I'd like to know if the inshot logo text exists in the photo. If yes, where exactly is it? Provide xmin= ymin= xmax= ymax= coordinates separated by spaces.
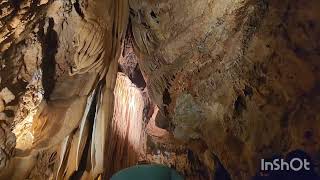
xmin=261 ymin=158 xmax=310 ymax=171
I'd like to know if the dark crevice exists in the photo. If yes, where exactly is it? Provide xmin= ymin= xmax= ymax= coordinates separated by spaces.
xmin=150 ymin=11 xmax=157 ymax=19
xmin=234 ymin=95 xmax=247 ymax=116
xmin=119 ymin=22 xmax=147 ymax=89
xmin=70 ymin=87 xmax=99 ymax=179
xmin=131 ymin=65 xmax=146 ymax=89
xmin=74 ymin=0 xmax=84 ymax=19
xmin=40 ymin=18 xmax=58 ymax=100
xmin=150 ymin=11 xmax=159 ymax=24
xmin=163 ymin=88 xmax=171 ymax=105
xmin=141 ymin=22 xmax=150 ymax=29
xmin=186 ymin=150 xmax=211 ymax=179
xmin=162 ymin=88 xmax=171 ymax=120
xmin=243 ymin=85 xmax=253 ymax=97
xmin=212 ymin=154 xmax=231 ymax=180
xmin=155 ymin=110 xmax=169 ymax=129
xmin=11 ymin=0 xmax=21 ymax=10
xmin=3 ymin=110 xmax=14 ymax=118
xmin=95 ymin=52 xmax=103 ymax=62
xmin=129 ymin=8 xmax=136 ymax=17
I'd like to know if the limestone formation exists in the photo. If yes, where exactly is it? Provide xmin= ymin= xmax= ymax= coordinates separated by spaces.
xmin=0 ymin=0 xmax=319 ymax=179
xmin=130 ymin=0 xmax=320 ymax=179
xmin=0 ymin=121 xmax=16 ymax=171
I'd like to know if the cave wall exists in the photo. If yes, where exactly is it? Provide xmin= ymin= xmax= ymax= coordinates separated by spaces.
xmin=129 ymin=0 xmax=320 ymax=179
xmin=0 ymin=0 xmax=320 ymax=179
xmin=1 ymin=0 xmax=129 ymax=179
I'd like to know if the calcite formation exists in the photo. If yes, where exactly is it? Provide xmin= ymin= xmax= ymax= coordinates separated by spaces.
xmin=1 ymin=0 xmax=129 ymax=179
xmin=0 ymin=0 xmax=319 ymax=179
xmin=104 ymin=73 xmax=146 ymax=178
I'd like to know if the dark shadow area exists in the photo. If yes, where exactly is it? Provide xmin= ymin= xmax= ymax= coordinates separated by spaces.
xmin=40 ymin=18 xmax=58 ymax=100
xmin=212 ymin=154 xmax=231 ymax=180
xmin=69 ymin=85 xmax=99 ymax=180
xmin=118 ymin=21 xmax=146 ymax=89
xmin=73 ymin=0 xmax=84 ymax=19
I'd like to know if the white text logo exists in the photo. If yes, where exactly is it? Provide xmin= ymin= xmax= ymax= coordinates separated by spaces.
xmin=261 ymin=158 xmax=310 ymax=171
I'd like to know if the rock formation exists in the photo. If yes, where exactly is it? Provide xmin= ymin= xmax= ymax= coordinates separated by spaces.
xmin=130 ymin=0 xmax=320 ymax=179
xmin=0 ymin=0 xmax=319 ymax=179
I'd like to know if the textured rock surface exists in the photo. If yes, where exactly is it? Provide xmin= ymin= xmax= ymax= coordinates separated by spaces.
xmin=105 ymin=72 xmax=146 ymax=178
xmin=0 ymin=0 xmax=320 ymax=179
xmin=0 ymin=121 xmax=16 ymax=170
xmin=1 ymin=0 xmax=129 ymax=179
xmin=130 ymin=0 xmax=320 ymax=179
xmin=146 ymin=106 xmax=212 ymax=180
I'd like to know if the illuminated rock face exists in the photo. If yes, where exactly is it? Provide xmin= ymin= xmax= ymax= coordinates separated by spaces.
xmin=1 ymin=0 xmax=129 ymax=179
xmin=105 ymin=72 xmax=146 ymax=178
xmin=1 ymin=0 xmax=320 ymax=179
